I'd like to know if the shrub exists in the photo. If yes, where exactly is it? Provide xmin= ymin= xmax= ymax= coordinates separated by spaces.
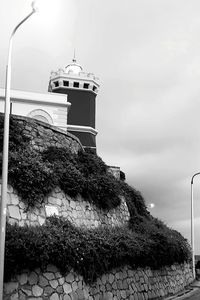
xmin=4 ymin=142 xmax=123 ymax=209
xmin=0 ymin=115 xmax=150 ymax=214
xmin=0 ymin=116 xmax=29 ymax=152
xmin=77 ymin=149 xmax=107 ymax=177
xmin=119 ymin=181 xmax=149 ymax=219
xmin=129 ymin=216 xmax=192 ymax=268
xmin=42 ymin=146 xmax=77 ymax=166
xmin=42 ymin=147 xmax=86 ymax=198
xmin=120 ymin=170 xmax=126 ymax=181
xmin=58 ymin=162 xmax=86 ymax=197
xmin=85 ymin=174 xmax=121 ymax=209
xmin=8 ymin=149 xmax=56 ymax=207
xmin=5 ymin=216 xmax=191 ymax=283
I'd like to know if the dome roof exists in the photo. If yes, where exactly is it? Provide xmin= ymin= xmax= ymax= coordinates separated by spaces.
xmin=65 ymin=58 xmax=83 ymax=74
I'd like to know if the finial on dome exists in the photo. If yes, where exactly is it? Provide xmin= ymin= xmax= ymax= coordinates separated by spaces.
xmin=72 ymin=48 xmax=76 ymax=63
xmin=65 ymin=51 xmax=83 ymax=74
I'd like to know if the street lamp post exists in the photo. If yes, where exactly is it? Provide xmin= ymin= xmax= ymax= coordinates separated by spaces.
xmin=0 ymin=3 xmax=37 ymax=299
xmin=190 ymin=172 xmax=200 ymax=279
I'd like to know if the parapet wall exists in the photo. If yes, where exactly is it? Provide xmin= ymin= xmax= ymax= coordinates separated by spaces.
xmin=3 ymin=263 xmax=193 ymax=300
xmin=6 ymin=114 xmax=82 ymax=153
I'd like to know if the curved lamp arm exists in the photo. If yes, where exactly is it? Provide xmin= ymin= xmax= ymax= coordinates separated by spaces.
xmin=190 ymin=172 xmax=200 ymax=279
xmin=191 ymin=172 xmax=200 ymax=184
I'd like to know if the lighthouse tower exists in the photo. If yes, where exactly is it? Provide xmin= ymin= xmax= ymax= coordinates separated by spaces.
xmin=48 ymin=57 xmax=100 ymax=151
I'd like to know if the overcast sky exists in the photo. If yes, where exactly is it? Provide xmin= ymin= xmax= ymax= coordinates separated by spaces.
xmin=1 ymin=0 xmax=200 ymax=252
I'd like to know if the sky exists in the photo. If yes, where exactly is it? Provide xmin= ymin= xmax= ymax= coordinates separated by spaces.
xmin=1 ymin=0 xmax=200 ymax=252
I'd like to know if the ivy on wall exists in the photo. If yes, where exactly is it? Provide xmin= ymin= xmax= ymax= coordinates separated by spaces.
xmin=5 ymin=216 xmax=191 ymax=283
xmin=0 ymin=116 xmax=192 ymax=283
xmin=0 ymin=115 xmax=147 ymax=215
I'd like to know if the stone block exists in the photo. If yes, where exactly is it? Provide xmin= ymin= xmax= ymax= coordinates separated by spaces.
xmin=72 ymin=281 xmax=78 ymax=291
xmin=63 ymin=282 xmax=72 ymax=294
xmin=48 ymin=196 xmax=57 ymax=205
xmin=28 ymin=272 xmax=38 ymax=285
xmin=44 ymin=272 xmax=55 ymax=280
xmin=10 ymin=193 xmax=19 ymax=205
xmin=21 ymin=287 xmax=32 ymax=296
xmin=77 ymin=281 xmax=83 ymax=290
xmin=122 ymin=279 xmax=128 ymax=289
xmin=32 ymin=285 xmax=43 ymax=296
xmin=70 ymin=201 xmax=76 ymax=209
xmin=112 ymin=282 xmax=117 ymax=290
xmin=65 ymin=273 xmax=74 ymax=283
xmin=117 ymin=280 xmax=123 ymax=290
xmin=8 ymin=205 xmax=21 ymax=220
xmin=44 ymin=286 xmax=54 ymax=296
xmin=83 ymin=287 xmax=89 ymax=299
xmin=120 ymin=290 xmax=126 ymax=299
xmin=107 ymin=292 xmax=114 ymax=299
xmin=30 ymin=213 xmax=38 ymax=221
xmin=39 ymin=275 xmax=48 ymax=287
xmin=72 ymin=211 xmax=77 ymax=219
xmin=58 ymin=277 xmax=65 ymax=285
xmin=19 ymin=200 xmax=26 ymax=210
xmin=63 ymin=295 xmax=72 ymax=300
xmin=75 ymin=288 xmax=85 ymax=299
xmin=19 ymin=290 xmax=26 ymax=300
xmin=56 ymin=285 xmax=63 ymax=294
xmin=38 ymin=216 xmax=46 ymax=225
xmin=108 ymin=274 xmax=114 ymax=284
xmin=17 ymin=273 xmax=28 ymax=285
xmin=19 ymin=220 xmax=25 ymax=226
xmin=55 ymin=272 xmax=62 ymax=279
xmin=7 ymin=185 xmax=13 ymax=193
xmin=50 ymin=292 xmax=60 ymax=300
xmin=50 ymin=279 xmax=59 ymax=289
xmin=10 ymin=292 xmax=18 ymax=300
xmin=4 ymin=282 xmax=19 ymax=294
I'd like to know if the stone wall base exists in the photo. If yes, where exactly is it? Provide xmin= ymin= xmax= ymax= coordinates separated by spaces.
xmin=3 ymin=263 xmax=193 ymax=299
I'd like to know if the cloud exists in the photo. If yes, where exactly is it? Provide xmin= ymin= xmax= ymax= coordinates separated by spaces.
xmin=2 ymin=0 xmax=200 ymax=253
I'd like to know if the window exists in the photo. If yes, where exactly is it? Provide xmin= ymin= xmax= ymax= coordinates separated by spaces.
xmin=93 ymin=86 xmax=97 ymax=92
xmin=73 ymin=82 xmax=79 ymax=88
xmin=63 ymin=80 xmax=69 ymax=86
xmin=83 ymin=83 xmax=89 ymax=89
xmin=54 ymin=81 xmax=59 ymax=87
xmin=27 ymin=109 xmax=54 ymax=125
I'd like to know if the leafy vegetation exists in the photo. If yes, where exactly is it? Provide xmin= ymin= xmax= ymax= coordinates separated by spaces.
xmin=1 ymin=115 xmax=192 ymax=282
xmin=0 ymin=116 xmax=30 ymax=153
xmin=5 ymin=216 xmax=191 ymax=283
xmin=0 ymin=115 xmax=147 ymax=214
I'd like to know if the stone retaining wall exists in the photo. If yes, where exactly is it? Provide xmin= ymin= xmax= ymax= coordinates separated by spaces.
xmin=4 ymin=184 xmax=130 ymax=229
xmin=3 ymin=263 xmax=193 ymax=300
xmin=7 ymin=114 xmax=82 ymax=153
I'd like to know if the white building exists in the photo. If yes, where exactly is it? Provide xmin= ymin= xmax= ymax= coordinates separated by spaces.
xmin=0 ymin=58 xmax=100 ymax=150
xmin=0 ymin=88 xmax=71 ymax=131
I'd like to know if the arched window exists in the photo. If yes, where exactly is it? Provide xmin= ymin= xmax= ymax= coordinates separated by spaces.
xmin=27 ymin=109 xmax=53 ymax=125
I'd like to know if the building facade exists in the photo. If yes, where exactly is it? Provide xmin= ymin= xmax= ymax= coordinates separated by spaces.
xmin=0 ymin=89 xmax=70 ymax=130
xmin=0 ymin=59 xmax=99 ymax=151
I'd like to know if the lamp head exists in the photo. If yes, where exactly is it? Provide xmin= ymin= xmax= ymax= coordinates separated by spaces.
xmin=31 ymin=1 xmax=39 ymax=12
xmin=149 ymin=203 xmax=155 ymax=209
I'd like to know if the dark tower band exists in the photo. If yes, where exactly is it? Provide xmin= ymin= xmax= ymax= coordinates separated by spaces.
xmin=48 ymin=58 xmax=99 ymax=151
